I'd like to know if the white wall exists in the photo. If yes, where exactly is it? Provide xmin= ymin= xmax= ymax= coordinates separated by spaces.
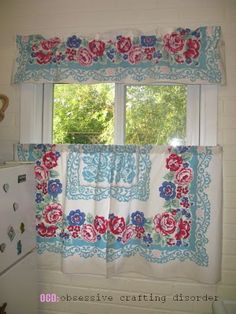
xmin=0 ymin=0 xmax=236 ymax=313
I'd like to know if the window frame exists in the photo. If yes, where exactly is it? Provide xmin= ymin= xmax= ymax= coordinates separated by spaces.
xmin=19 ymin=83 xmax=218 ymax=146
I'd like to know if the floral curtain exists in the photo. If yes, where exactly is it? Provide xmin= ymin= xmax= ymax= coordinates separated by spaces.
xmin=16 ymin=144 xmax=222 ymax=283
xmin=13 ymin=26 xmax=224 ymax=84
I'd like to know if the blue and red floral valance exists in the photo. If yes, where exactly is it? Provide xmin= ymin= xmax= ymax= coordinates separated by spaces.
xmin=13 ymin=26 xmax=225 ymax=84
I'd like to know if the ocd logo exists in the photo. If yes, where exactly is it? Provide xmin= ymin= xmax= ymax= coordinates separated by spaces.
xmin=40 ymin=294 xmax=60 ymax=303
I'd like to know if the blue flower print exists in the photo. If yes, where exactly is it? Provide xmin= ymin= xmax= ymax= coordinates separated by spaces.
xmin=35 ymin=193 xmax=44 ymax=203
xmin=106 ymin=50 xmax=115 ymax=61
xmin=154 ymin=51 xmax=162 ymax=59
xmin=141 ymin=36 xmax=157 ymax=47
xmin=66 ymin=35 xmax=82 ymax=48
xmin=176 ymin=146 xmax=189 ymax=154
xmin=176 ymin=240 xmax=182 ymax=246
xmin=48 ymin=179 xmax=62 ymax=197
xmin=59 ymin=232 xmax=69 ymax=240
xmin=131 ymin=211 xmax=146 ymax=227
xmin=159 ymin=181 xmax=176 ymax=201
xmin=143 ymin=233 xmax=153 ymax=245
xmin=109 ymin=213 xmax=115 ymax=220
xmin=67 ymin=209 xmax=85 ymax=226
xmin=36 ymin=144 xmax=47 ymax=152
xmin=55 ymin=151 xmax=61 ymax=158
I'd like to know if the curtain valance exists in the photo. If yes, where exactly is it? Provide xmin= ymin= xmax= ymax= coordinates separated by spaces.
xmin=13 ymin=26 xmax=224 ymax=85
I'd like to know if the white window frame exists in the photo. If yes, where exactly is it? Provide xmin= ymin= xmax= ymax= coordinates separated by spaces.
xmin=20 ymin=83 xmax=218 ymax=146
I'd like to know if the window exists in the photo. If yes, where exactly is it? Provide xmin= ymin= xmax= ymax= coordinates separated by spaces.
xmin=19 ymin=83 xmax=218 ymax=146
xmin=53 ymin=83 xmax=114 ymax=144
xmin=52 ymin=83 xmax=187 ymax=145
xmin=125 ymin=85 xmax=187 ymax=145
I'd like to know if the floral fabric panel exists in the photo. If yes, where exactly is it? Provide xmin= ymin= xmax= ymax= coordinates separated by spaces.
xmin=13 ymin=26 xmax=224 ymax=84
xmin=16 ymin=144 xmax=222 ymax=272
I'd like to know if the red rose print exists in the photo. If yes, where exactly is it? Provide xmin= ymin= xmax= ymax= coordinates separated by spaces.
xmin=37 ymin=222 xmax=58 ymax=237
xmin=175 ymin=219 xmax=191 ymax=240
xmin=144 ymin=47 xmax=155 ymax=61
xmin=109 ymin=216 xmax=126 ymax=235
xmin=167 ymin=238 xmax=176 ymax=246
xmin=128 ymin=46 xmax=143 ymax=64
xmin=77 ymin=48 xmax=93 ymax=66
xmin=174 ymin=168 xmax=193 ymax=185
xmin=37 ymin=182 xmax=48 ymax=194
xmin=72 ymin=231 xmax=79 ymax=238
xmin=67 ymin=226 xmax=80 ymax=238
xmin=153 ymin=212 xmax=176 ymax=236
xmin=175 ymin=55 xmax=185 ymax=64
xmin=135 ymin=226 xmax=145 ymax=239
xmin=187 ymin=38 xmax=200 ymax=50
xmin=94 ymin=215 xmax=108 ymax=234
xmin=80 ymin=224 xmax=97 ymax=242
xmin=35 ymin=51 xmax=53 ymax=64
xmin=121 ymin=225 xmax=136 ymax=244
xmin=163 ymin=32 xmax=184 ymax=54
xmin=32 ymin=44 xmax=38 ymax=52
xmin=116 ymin=36 xmax=132 ymax=53
xmin=66 ymin=48 xmax=77 ymax=61
xmin=34 ymin=165 xmax=49 ymax=182
xmin=68 ymin=225 xmax=80 ymax=232
xmin=184 ymin=39 xmax=200 ymax=59
xmin=88 ymin=40 xmax=105 ymax=57
xmin=43 ymin=151 xmax=58 ymax=169
xmin=176 ymin=185 xmax=189 ymax=199
xmin=42 ymin=203 xmax=63 ymax=224
xmin=40 ymin=37 xmax=61 ymax=50
xmin=166 ymin=154 xmax=183 ymax=171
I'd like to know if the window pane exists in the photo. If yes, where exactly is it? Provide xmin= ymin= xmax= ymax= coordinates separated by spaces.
xmin=125 ymin=85 xmax=187 ymax=145
xmin=53 ymin=83 xmax=114 ymax=144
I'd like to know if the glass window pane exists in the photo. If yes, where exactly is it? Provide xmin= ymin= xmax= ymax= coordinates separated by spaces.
xmin=125 ymin=85 xmax=187 ymax=145
xmin=53 ymin=83 xmax=114 ymax=144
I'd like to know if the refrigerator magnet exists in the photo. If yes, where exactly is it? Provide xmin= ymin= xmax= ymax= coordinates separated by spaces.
xmin=3 ymin=183 xmax=9 ymax=193
xmin=13 ymin=202 xmax=19 ymax=211
xmin=17 ymin=240 xmax=22 ymax=255
xmin=20 ymin=222 xmax=25 ymax=234
xmin=0 ymin=243 xmax=6 ymax=253
xmin=7 ymin=225 xmax=16 ymax=241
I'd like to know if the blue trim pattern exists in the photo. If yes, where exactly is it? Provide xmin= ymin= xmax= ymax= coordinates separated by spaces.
xmin=66 ymin=145 xmax=152 ymax=201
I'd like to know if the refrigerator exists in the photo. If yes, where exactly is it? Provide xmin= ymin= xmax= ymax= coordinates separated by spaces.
xmin=0 ymin=163 xmax=37 ymax=314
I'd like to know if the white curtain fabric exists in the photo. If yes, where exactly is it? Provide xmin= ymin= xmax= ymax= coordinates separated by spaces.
xmin=16 ymin=144 xmax=222 ymax=283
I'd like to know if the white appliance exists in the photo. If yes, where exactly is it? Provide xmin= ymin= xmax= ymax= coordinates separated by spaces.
xmin=0 ymin=163 xmax=37 ymax=314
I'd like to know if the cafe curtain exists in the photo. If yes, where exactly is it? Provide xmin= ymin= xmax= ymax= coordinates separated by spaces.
xmin=16 ymin=144 xmax=222 ymax=283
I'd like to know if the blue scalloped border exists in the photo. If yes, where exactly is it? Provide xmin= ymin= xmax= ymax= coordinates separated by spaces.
xmin=66 ymin=144 xmax=152 ymax=202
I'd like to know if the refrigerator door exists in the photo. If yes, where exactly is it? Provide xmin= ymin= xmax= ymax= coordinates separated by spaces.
xmin=0 ymin=250 xmax=38 ymax=314
xmin=0 ymin=164 xmax=36 ymax=273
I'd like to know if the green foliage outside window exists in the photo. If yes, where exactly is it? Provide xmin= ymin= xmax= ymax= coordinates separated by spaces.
xmin=125 ymin=85 xmax=186 ymax=145
xmin=53 ymin=84 xmax=114 ymax=144
xmin=53 ymin=84 xmax=186 ymax=145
